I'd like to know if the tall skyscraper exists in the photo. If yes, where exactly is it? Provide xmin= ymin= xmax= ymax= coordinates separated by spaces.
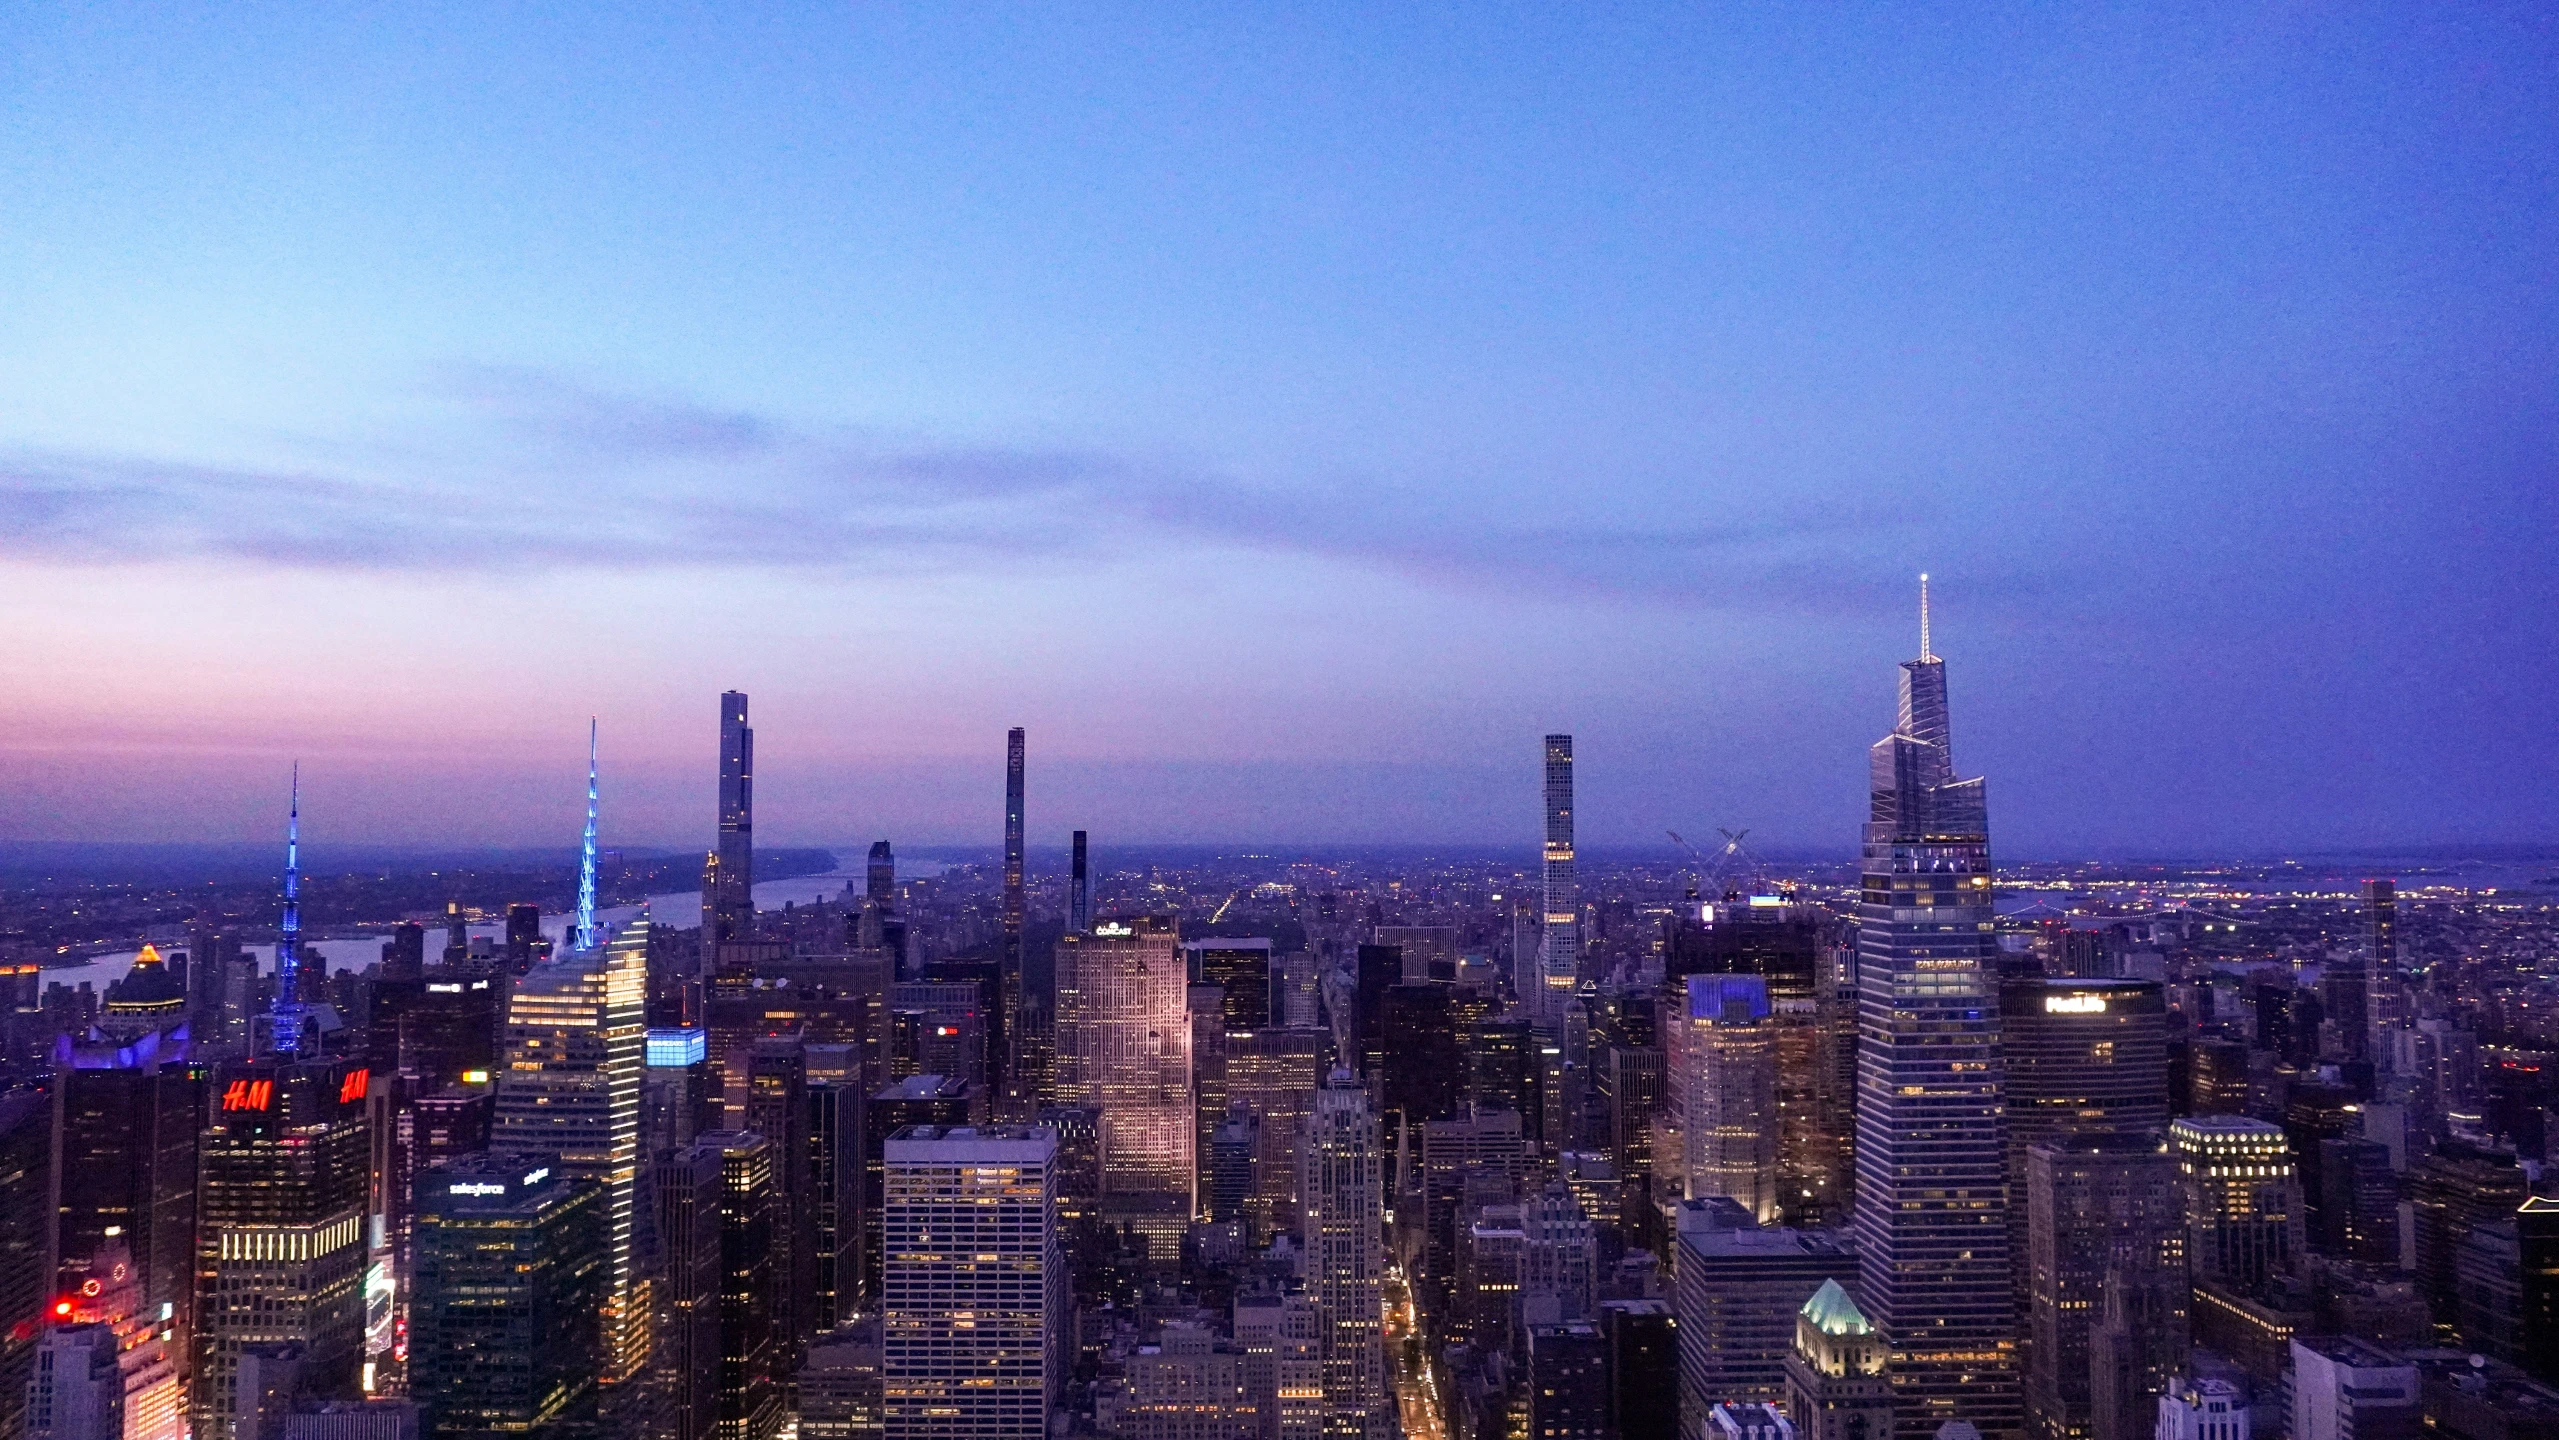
xmin=1069 ymin=831 xmax=1090 ymax=934
xmin=1998 ymin=977 xmax=2167 ymax=1306
xmin=707 ymin=691 xmax=754 ymax=956
xmin=867 ymin=841 xmax=895 ymax=905
xmin=192 ymin=1055 xmax=372 ymax=1440
xmin=704 ymin=1132 xmax=784 ymax=1440
xmin=2169 ymin=1118 xmax=2302 ymax=1291
xmin=1851 ymin=579 xmax=2019 ymax=1440
xmin=408 ymin=1156 xmax=607 ymax=1440
xmin=271 ymin=766 xmax=312 ymax=1054
xmin=49 ymin=1030 xmax=200 ymax=1381
xmin=2023 ymin=1134 xmax=2186 ymax=1440
xmin=492 ymin=797 xmax=653 ymax=1406
xmin=1665 ymin=973 xmax=1780 ymax=1221
xmin=1301 ymin=1073 xmax=1387 ymax=1440
xmin=1539 ymin=734 xmax=1579 ymax=1027
xmin=0 ymin=1090 xmax=53 ymax=1440
xmin=744 ymin=1039 xmax=817 ymax=1365
xmin=998 ymin=727 xmax=1026 ymax=1117
xmin=652 ymin=1143 xmax=726 ymax=1440
xmin=880 ymin=1125 xmax=1060 ymax=1440
xmin=2326 ymin=878 xmax=2393 ymax=1061
xmin=1052 ymin=916 xmax=1193 ymax=1250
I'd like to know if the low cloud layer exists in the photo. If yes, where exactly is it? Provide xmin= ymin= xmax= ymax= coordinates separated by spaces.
xmin=1 ymin=367 xmax=1914 ymax=608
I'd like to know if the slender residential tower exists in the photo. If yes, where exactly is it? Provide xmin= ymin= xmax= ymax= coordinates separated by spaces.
xmin=1539 ymin=734 xmax=1578 ymax=1027
xmin=1069 ymin=831 xmax=1090 ymax=934
xmin=998 ymin=728 xmax=1026 ymax=1114
xmin=706 ymin=691 xmax=754 ymax=955
xmin=1852 ymin=577 xmax=2020 ymax=1440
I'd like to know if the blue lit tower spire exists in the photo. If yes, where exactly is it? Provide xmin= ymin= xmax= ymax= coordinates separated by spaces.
xmin=576 ymin=717 xmax=599 ymax=953
xmin=273 ymin=762 xmax=306 ymax=1053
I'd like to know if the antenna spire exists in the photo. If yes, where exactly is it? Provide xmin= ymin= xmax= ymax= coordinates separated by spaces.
xmin=274 ymin=763 xmax=305 ymax=1053
xmin=1919 ymin=572 xmax=1935 ymax=662
xmin=576 ymin=719 xmax=599 ymax=952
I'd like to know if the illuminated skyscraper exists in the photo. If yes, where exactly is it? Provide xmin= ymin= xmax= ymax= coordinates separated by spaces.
xmin=704 ymin=1132 xmax=784 ymax=1440
xmin=1301 ymin=1074 xmax=1387 ymax=1440
xmin=49 ymin=1027 xmax=200 ymax=1386
xmin=706 ymin=691 xmax=754 ymax=956
xmin=274 ymin=767 xmax=309 ymax=1053
xmin=999 ymin=728 xmax=1026 ymax=1117
xmin=1783 ymin=1280 xmax=1895 ymax=1440
xmin=1851 ymin=578 xmax=2019 ymax=1440
xmin=1052 ymin=917 xmax=1193 ymax=1247
xmin=1539 ymin=734 xmax=1579 ymax=1027
xmin=880 ymin=1125 xmax=1059 ymax=1440
xmin=2325 ymin=879 xmax=2393 ymax=1061
xmin=1665 ymin=973 xmax=1780 ymax=1221
xmin=2169 ymin=1118 xmax=2302 ymax=1291
xmin=191 ymin=1056 xmax=372 ymax=1440
xmin=492 ymin=915 xmax=654 ymax=1386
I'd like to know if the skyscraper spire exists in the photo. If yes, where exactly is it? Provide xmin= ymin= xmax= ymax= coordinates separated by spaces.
xmin=1918 ymin=572 xmax=1934 ymax=663
xmin=577 ymin=717 xmax=599 ymax=953
xmin=274 ymin=762 xmax=305 ymax=1052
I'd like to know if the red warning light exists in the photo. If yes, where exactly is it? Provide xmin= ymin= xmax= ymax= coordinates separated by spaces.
xmin=51 ymin=1299 xmax=72 ymax=1318
xmin=338 ymin=1068 xmax=370 ymax=1103
xmin=220 ymin=1079 xmax=274 ymax=1112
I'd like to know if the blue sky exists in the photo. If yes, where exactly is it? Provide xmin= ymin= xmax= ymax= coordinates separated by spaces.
xmin=1 ymin=4 xmax=2552 ymax=855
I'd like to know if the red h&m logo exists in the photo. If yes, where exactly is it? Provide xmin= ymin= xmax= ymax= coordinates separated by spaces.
xmin=220 ymin=1079 xmax=274 ymax=1112
xmin=338 ymin=1068 xmax=370 ymax=1103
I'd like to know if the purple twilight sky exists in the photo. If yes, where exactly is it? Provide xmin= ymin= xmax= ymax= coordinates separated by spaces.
xmin=1 ymin=5 xmax=2553 ymax=856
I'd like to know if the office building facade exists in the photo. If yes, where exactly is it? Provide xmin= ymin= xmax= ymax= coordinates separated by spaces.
xmin=879 ymin=1126 xmax=1060 ymax=1440
xmin=1850 ymin=595 xmax=2018 ymax=1439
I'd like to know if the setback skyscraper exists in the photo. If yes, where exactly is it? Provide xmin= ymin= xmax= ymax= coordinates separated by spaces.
xmin=1851 ymin=579 xmax=2020 ymax=1440
xmin=1302 ymin=1073 xmax=1387 ymax=1440
xmin=1539 ymin=733 xmax=1578 ymax=1027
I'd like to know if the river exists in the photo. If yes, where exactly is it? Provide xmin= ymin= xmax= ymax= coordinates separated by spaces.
xmin=37 ymin=861 xmax=944 ymax=995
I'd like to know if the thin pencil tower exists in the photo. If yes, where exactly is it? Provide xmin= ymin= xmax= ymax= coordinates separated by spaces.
xmin=577 ymin=717 xmax=599 ymax=952
xmin=999 ymin=726 xmax=1026 ymax=1114
xmin=273 ymin=762 xmax=305 ymax=1052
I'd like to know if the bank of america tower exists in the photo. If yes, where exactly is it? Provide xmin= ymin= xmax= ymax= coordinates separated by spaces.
xmin=1851 ymin=580 xmax=2020 ymax=1440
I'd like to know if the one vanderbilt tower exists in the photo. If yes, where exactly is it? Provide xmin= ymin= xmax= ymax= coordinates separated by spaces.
xmin=1850 ymin=578 xmax=2019 ymax=1440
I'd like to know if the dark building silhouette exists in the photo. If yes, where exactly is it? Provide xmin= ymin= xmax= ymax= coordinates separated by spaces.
xmin=408 ymin=1155 xmax=605 ymax=1440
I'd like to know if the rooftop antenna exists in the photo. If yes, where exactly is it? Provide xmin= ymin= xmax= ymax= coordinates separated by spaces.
xmin=274 ymin=763 xmax=304 ymax=1053
xmin=1918 ymin=572 xmax=1935 ymax=663
xmin=576 ymin=718 xmax=598 ymax=952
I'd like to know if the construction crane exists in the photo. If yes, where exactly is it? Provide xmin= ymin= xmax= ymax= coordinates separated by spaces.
xmin=1667 ymin=827 xmax=1761 ymax=900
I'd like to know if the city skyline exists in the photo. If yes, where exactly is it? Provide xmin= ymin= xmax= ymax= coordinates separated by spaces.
xmin=4 ymin=8 xmax=2554 ymax=855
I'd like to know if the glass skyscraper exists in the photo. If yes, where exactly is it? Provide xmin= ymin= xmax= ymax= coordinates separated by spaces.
xmin=1851 ymin=590 xmax=2020 ymax=1440
xmin=492 ymin=917 xmax=653 ymax=1387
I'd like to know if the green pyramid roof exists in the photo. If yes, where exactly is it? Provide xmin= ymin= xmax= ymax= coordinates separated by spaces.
xmin=1801 ymin=1278 xmax=1874 ymax=1336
